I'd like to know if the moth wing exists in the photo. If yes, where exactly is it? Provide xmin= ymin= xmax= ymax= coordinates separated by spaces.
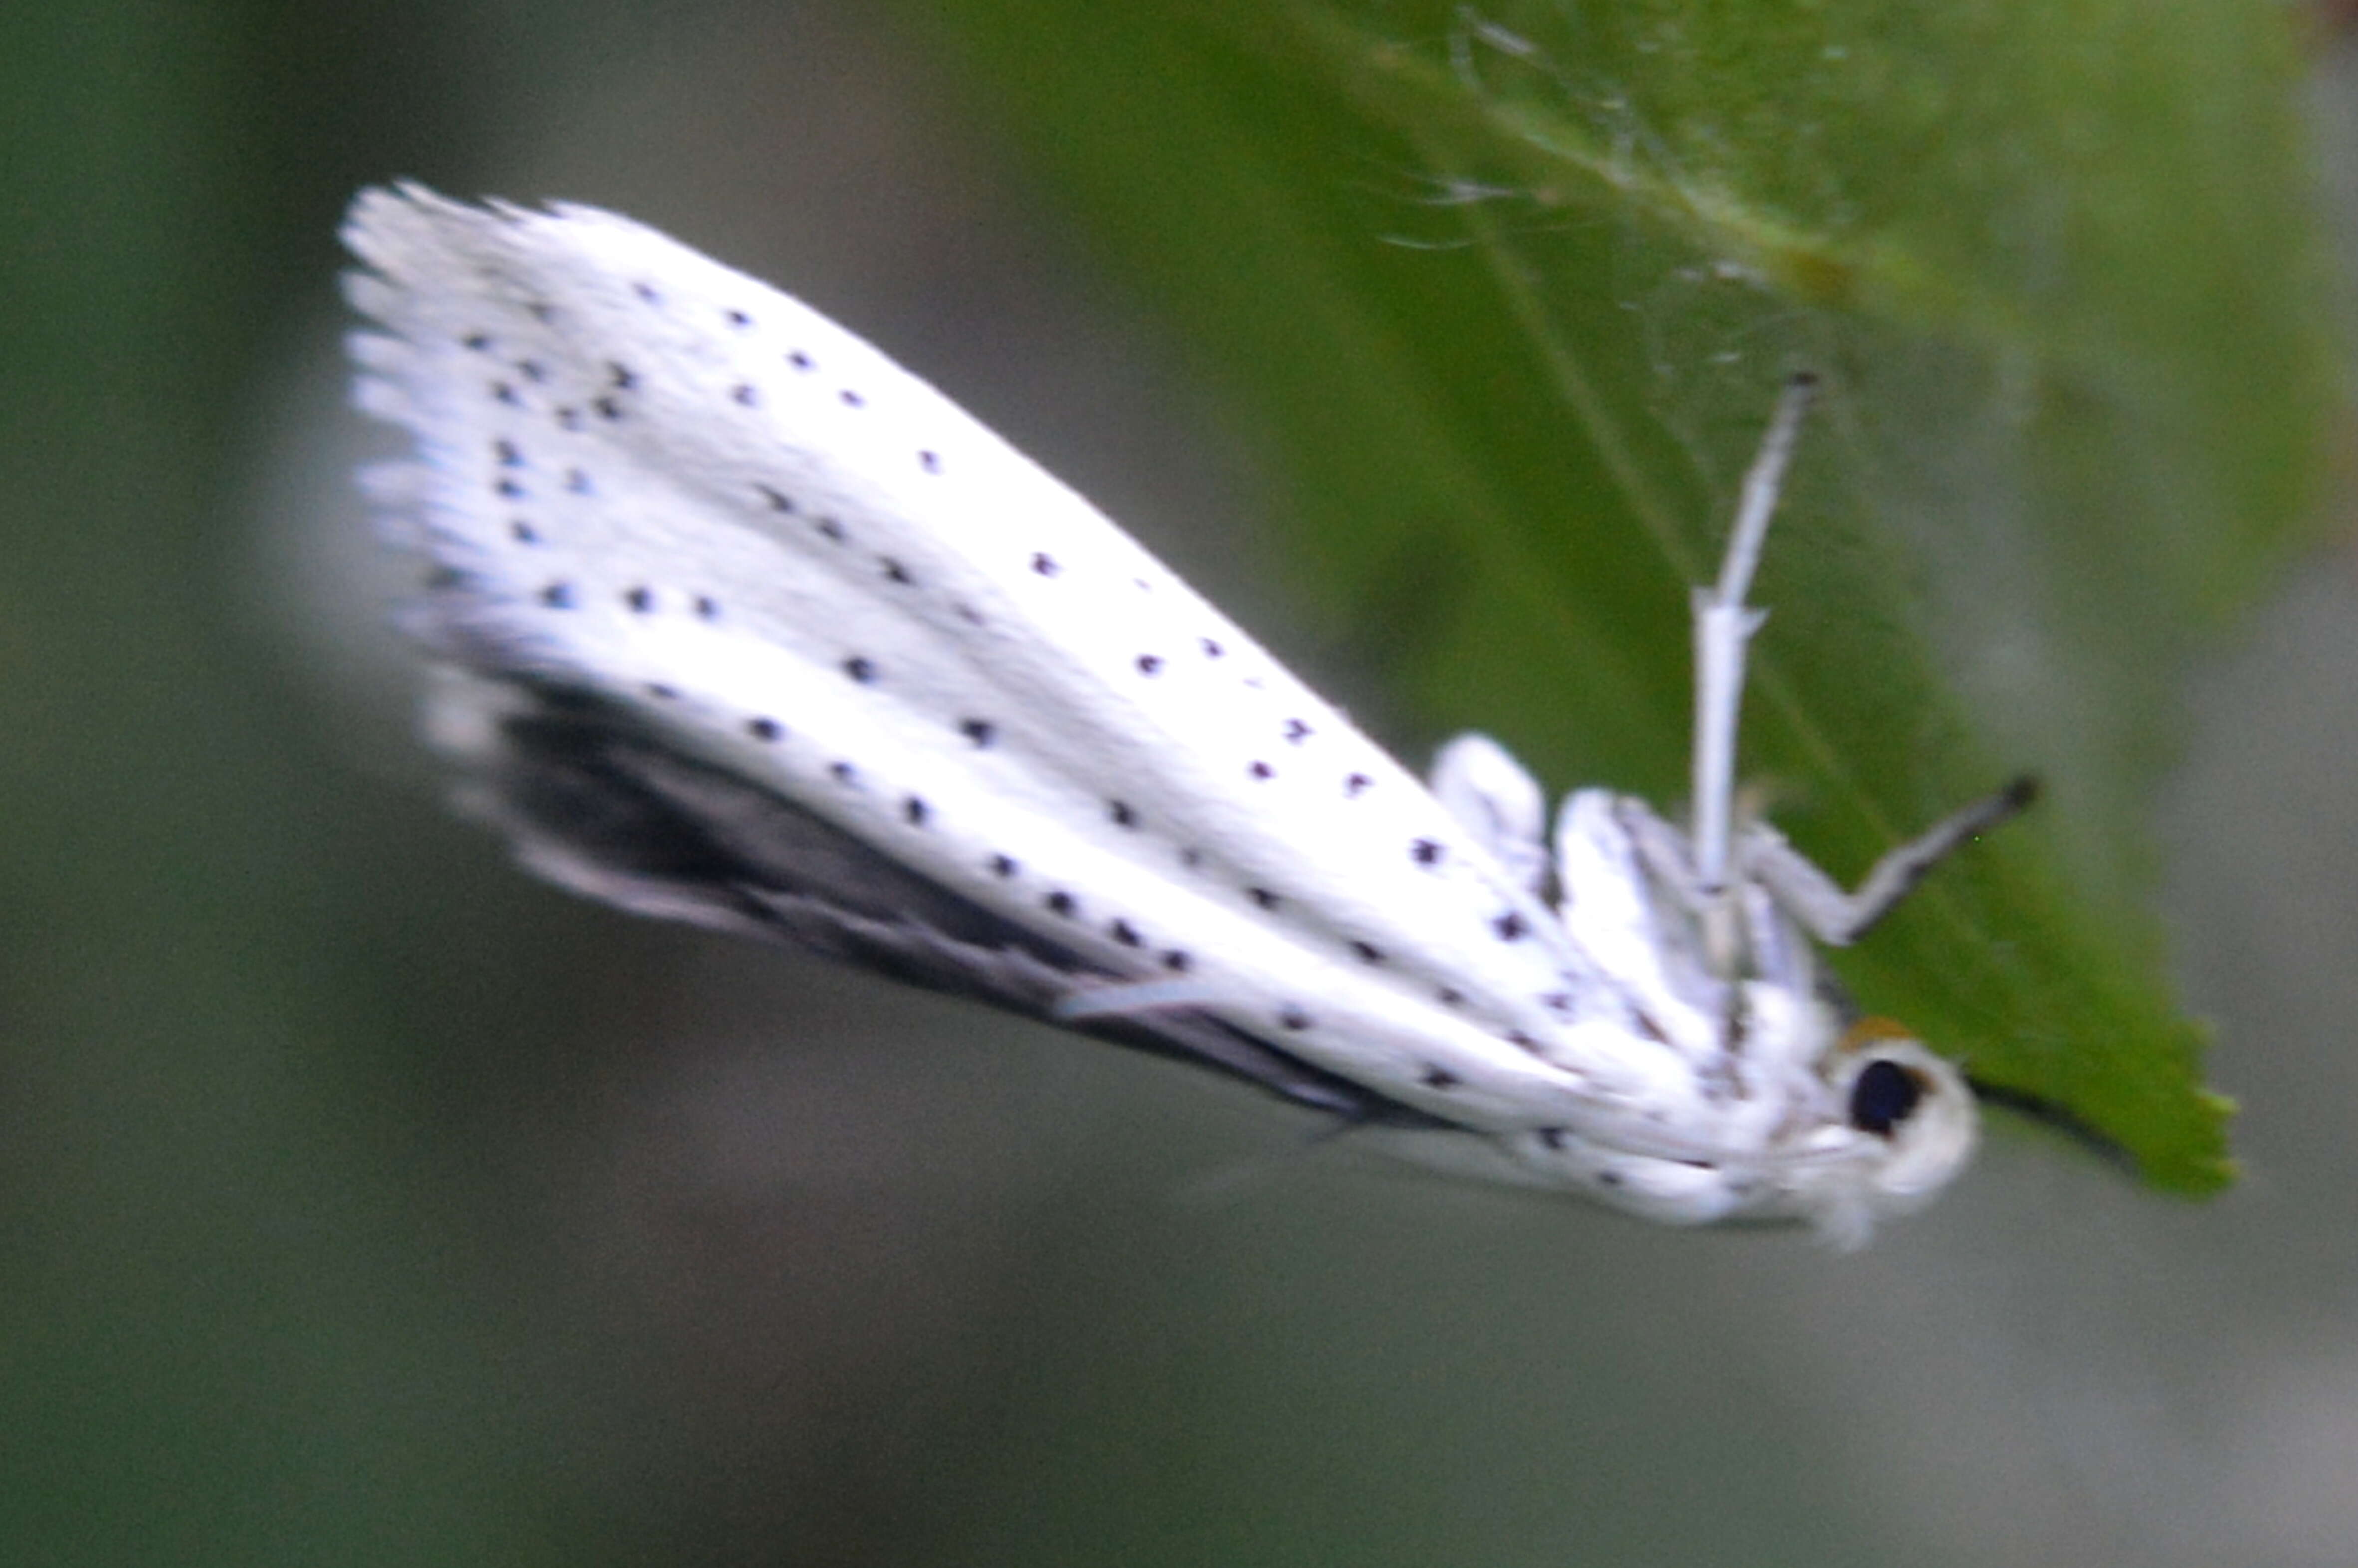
xmin=346 ymin=185 xmax=1651 ymax=1133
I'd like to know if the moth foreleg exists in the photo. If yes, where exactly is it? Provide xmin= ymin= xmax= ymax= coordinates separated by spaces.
xmin=1744 ymin=776 xmax=2039 ymax=945
xmin=1689 ymin=373 xmax=1818 ymax=901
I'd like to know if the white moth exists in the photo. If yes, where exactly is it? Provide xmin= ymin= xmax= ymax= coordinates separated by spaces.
xmin=343 ymin=183 xmax=2031 ymax=1247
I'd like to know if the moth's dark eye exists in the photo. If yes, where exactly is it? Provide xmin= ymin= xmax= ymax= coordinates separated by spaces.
xmin=1849 ymin=1058 xmax=1925 ymax=1137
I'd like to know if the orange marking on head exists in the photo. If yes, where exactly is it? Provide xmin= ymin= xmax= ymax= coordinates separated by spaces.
xmin=1838 ymin=1015 xmax=1917 ymax=1053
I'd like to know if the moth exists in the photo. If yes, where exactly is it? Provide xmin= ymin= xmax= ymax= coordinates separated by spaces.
xmin=343 ymin=183 xmax=2030 ymax=1247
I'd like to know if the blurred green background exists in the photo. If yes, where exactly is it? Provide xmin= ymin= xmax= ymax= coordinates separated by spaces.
xmin=6 ymin=2 xmax=2358 ymax=1565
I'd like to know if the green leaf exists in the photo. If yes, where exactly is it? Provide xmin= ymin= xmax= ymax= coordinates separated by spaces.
xmin=914 ymin=0 xmax=2347 ymax=1193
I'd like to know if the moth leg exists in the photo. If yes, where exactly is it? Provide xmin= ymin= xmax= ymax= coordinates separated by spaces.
xmin=1689 ymin=373 xmax=1818 ymax=902
xmin=1743 ymin=776 xmax=2038 ymax=945
xmin=1430 ymin=732 xmax=1551 ymax=899
xmin=1613 ymin=795 xmax=1705 ymax=908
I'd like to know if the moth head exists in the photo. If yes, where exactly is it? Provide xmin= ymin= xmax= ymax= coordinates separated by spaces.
xmin=1802 ymin=1017 xmax=1980 ymax=1247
